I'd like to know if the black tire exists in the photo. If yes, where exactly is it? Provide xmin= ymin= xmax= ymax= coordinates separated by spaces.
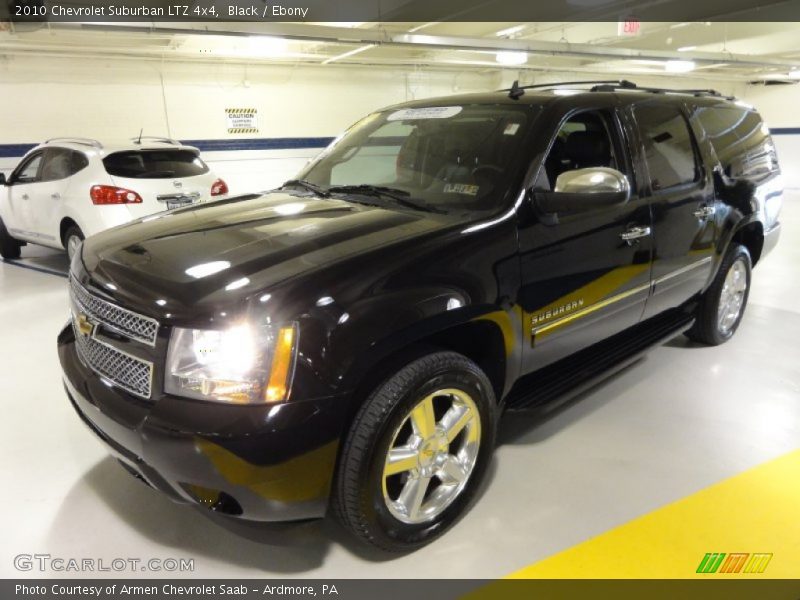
xmin=685 ymin=243 xmax=752 ymax=346
xmin=63 ymin=224 xmax=85 ymax=263
xmin=332 ymin=351 xmax=496 ymax=552
xmin=0 ymin=218 xmax=22 ymax=260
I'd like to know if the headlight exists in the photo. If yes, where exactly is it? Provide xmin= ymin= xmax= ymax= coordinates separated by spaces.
xmin=165 ymin=322 xmax=298 ymax=404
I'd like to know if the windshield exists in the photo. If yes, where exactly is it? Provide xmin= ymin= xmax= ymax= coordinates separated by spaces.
xmin=295 ymin=103 xmax=537 ymax=213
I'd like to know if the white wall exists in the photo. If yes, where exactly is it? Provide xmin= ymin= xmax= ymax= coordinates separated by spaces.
xmin=0 ymin=55 xmax=499 ymax=192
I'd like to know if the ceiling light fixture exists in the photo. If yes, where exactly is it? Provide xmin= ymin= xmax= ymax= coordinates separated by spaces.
xmin=245 ymin=36 xmax=289 ymax=57
xmin=495 ymin=25 xmax=525 ymax=37
xmin=407 ymin=22 xmax=440 ymax=33
xmin=322 ymin=44 xmax=374 ymax=65
xmin=665 ymin=59 xmax=696 ymax=73
xmin=677 ymin=45 xmax=697 ymax=52
xmin=495 ymin=50 xmax=528 ymax=66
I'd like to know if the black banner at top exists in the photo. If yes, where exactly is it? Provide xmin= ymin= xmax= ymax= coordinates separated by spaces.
xmin=3 ymin=0 xmax=800 ymax=23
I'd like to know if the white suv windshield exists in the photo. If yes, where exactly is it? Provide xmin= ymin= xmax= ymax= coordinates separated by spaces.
xmin=296 ymin=104 xmax=537 ymax=213
xmin=103 ymin=149 xmax=209 ymax=179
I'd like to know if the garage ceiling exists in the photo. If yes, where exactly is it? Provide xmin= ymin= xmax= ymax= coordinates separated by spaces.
xmin=1 ymin=20 xmax=799 ymax=83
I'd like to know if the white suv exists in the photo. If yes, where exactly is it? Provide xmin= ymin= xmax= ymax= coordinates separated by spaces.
xmin=0 ymin=137 xmax=228 ymax=261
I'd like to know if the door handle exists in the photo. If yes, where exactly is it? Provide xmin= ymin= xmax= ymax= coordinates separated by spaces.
xmin=51 ymin=193 xmax=61 ymax=200
xmin=620 ymin=225 xmax=651 ymax=244
xmin=21 ymin=194 xmax=29 ymax=200
xmin=693 ymin=205 xmax=716 ymax=219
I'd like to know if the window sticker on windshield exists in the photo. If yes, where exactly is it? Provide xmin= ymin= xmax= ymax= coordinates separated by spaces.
xmin=387 ymin=106 xmax=463 ymax=121
xmin=504 ymin=123 xmax=521 ymax=135
xmin=444 ymin=183 xmax=479 ymax=196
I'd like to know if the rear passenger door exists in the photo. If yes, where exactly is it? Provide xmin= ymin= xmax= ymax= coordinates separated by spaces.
xmin=627 ymin=101 xmax=718 ymax=319
xmin=34 ymin=147 xmax=80 ymax=242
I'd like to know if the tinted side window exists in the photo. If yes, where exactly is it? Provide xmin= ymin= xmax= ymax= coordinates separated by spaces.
xmin=103 ymin=149 xmax=209 ymax=179
xmin=541 ymin=109 xmax=628 ymax=191
xmin=12 ymin=153 xmax=43 ymax=183
xmin=635 ymin=105 xmax=699 ymax=191
xmin=697 ymin=106 xmax=777 ymax=181
xmin=40 ymin=148 xmax=75 ymax=182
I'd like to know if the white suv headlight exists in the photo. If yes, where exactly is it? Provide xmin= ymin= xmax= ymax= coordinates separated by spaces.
xmin=165 ymin=322 xmax=298 ymax=404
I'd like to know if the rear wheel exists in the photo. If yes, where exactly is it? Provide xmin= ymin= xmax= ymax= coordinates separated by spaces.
xmin=0 ymin=218 xmax=22 ymax=260
xmin=332 ymin=351 xmax=496 ymax=552
xmin=686 ymin=243 xmax=752 ymax=345
xmin=63 ymin=224 xmax=84 ymax=263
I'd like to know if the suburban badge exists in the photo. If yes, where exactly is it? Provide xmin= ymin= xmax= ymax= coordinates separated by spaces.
xmin=531 ymin=299 xmax=585 ymax=328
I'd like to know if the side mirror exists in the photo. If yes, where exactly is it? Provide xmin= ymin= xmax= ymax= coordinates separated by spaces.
xmin=534 ymin=167 xmax=630 ymax=216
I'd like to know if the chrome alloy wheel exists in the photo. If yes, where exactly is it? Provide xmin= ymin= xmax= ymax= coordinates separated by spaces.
xmin=382 ymin=388 xmax=481 ymax=525
xmin=717 ymin=257 xmax=748 ymax=335
xmin=66 ymin=235 xmax=82 ymax=262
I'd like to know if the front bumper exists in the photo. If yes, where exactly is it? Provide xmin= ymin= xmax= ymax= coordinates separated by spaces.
xmin=58 ymin=324 xmax=350 ymax=521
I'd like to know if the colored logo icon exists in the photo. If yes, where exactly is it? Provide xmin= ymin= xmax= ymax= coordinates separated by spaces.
xmin=696 ymin=553 xmax=772 ymax=574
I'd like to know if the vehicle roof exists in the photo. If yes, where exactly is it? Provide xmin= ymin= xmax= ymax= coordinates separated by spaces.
xmin=381 ymin=87 xmax=754 ymax=113
xmin=31 ymin=138 xmax=200 ymax=157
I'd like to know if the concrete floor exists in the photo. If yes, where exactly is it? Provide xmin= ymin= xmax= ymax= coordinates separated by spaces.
xmin=1 ymin=194 xmax=798 ymax=579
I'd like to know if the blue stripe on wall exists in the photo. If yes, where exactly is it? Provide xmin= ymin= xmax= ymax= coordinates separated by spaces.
xmin=0 ymin=144 xmax=37 ymax=158
xmin=183 ymin=137 xmax=334 ymax=151
xmin=0 ymin=137 xmax=334 ymax=158
xmin=771 ymin=127 xmax=800 ymax=135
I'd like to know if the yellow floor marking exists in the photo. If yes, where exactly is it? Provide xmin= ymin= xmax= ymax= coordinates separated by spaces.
xmin=508 ymin=450 xmax=800 ymax=578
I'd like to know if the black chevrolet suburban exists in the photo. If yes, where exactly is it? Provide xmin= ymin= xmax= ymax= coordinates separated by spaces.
xmin=59 ymin=81 xmax=782 ymax=551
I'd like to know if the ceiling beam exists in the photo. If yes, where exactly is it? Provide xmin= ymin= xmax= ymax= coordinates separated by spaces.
xmin=55 ymin=21 xmax=800 ymax=70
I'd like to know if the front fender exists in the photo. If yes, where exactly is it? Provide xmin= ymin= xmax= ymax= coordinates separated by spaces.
xmin=330 ymin=291 xmax=521 ymax=401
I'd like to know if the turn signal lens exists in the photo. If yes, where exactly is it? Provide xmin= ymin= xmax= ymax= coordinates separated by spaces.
xmin=265 ymin=326 xmax=297 ymax=403
xmin=210 ymin=178 xmax=229 ymax=196
xmin=90 ymin=185 xmax=143 ymax=205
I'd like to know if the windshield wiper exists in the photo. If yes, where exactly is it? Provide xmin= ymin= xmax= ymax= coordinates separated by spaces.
xmin=328 ymin=185 xmax=443 ymax=213
xmin=280 ymin=179 xmax=330 ymax=197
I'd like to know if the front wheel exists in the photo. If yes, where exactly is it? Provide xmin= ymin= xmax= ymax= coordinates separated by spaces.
xmin=686 ymin=244 xmax=752 ymax=345
xmin=332 ymin=351 xmax=496 ymax=552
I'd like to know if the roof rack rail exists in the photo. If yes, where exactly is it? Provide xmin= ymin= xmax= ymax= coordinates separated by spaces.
xmin=590 ymin=81 xmax=725 ymax=97
xmin=44 ymin=137 xmax=103 ymax=149
xmin=500 ymin=79 xmax=732 ymax=99
xmin=501 ymin=80 xmax=634 ymax=93
xmin=130 ymin=136 xmax=181 ymax=146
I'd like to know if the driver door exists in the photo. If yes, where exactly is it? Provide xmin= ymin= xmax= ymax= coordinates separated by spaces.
xmin=517 ymin=104 xmax=653 ymax=375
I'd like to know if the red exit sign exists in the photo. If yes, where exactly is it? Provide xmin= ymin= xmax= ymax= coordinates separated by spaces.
xmin=618 ymin=18 xmax=641 ymax=37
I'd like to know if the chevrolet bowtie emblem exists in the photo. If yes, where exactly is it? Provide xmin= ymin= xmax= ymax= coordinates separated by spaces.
xmin=76 ymin=313 xmax=95 ymax=337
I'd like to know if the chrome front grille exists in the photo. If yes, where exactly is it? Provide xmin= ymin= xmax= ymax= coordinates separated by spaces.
xmin=69 ymin=275 xmax=159 ymax=400
xmin=72 ymin=320 xmax=153 ymax=399
xmin=69 ymin=275 xmax=159 ymax=346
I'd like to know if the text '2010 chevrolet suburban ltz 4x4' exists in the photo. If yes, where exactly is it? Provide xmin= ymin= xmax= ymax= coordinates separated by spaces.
xmin=59 ymin=80 xmax=782 ymax=552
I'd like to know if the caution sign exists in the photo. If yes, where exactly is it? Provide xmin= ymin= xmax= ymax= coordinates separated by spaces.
xmin=226 ymin=108 xmax=258 ymax=134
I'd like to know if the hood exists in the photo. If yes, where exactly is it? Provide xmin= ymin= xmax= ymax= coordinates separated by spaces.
xmin=79 ymin=192 xmax=463 ymax=319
